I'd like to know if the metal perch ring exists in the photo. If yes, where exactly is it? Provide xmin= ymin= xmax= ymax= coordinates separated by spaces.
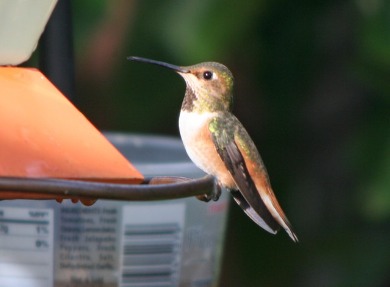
xmin=0 ymin=175 xmax=217 ymax=202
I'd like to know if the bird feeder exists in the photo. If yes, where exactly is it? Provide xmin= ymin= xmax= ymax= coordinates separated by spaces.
xmin=0 ymin=1 xmax=229 ymax=286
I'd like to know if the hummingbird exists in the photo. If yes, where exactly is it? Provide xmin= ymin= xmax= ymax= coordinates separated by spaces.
xmin=128 ymin=56 xmax=298 ymax=242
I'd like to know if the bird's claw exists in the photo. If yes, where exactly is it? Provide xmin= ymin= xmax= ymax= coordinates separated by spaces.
xmin=196 ymin=182 xmax=222 ymax=202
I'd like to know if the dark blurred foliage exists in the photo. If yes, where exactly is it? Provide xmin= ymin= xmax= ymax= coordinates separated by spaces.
xmin=40 ymin=0 xmax=390 ymax=286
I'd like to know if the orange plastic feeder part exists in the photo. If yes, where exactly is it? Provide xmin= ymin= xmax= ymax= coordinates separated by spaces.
xmin=0 ymin=67 xmax=144 ymax=202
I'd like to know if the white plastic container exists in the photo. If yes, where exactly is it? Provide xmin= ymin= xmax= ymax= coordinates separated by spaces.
xmin=0 ymin=133 xmax=230 ymax=287
xmin=0 ymin=0 xmax=57 ymax=65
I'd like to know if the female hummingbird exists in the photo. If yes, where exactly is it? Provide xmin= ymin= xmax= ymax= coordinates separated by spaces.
xmin=128 ymin=56 xmax=298 ymax=242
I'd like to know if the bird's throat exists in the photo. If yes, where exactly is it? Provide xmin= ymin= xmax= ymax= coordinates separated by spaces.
xmin=181 ymin=88 xmax=196 ymax=112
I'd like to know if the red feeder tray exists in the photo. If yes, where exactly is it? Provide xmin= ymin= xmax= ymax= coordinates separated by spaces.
xmin=0 ymin=67 xmax=144 ymax=203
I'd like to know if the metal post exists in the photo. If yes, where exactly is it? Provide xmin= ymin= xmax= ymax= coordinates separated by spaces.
xmin=39 ymin=0 xmax=75 ymax=100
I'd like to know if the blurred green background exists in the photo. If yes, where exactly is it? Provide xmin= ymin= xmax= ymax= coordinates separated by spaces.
xmin=40 ymin=0 xmax=390 ymax=286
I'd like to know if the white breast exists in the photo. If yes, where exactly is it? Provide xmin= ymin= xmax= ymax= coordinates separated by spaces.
xmin=179 ymin=111 xmax=213 ymax=140
xmin=179 ymin=111 xmax=214 ymax=171
xmin=178 ymin=111 xmax=234 ymax=187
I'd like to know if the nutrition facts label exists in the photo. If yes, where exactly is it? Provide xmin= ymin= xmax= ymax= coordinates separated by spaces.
xmin=0 ymin=198 xmax=226 ymax=287
xmin=0 ymin=206 xmax=54 ymax=287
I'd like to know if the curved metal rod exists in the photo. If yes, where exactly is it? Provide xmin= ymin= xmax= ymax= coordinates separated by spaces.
xmin=0 ymin=175 xmax=216 ymax=202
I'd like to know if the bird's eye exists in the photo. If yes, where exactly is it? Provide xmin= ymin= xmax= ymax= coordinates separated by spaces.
xmin=203 ymin=71 xmax=213 ymax=80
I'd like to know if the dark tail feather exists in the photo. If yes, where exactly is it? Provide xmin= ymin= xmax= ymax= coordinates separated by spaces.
xmin=230 ymin=189 xmax=280 ymax=235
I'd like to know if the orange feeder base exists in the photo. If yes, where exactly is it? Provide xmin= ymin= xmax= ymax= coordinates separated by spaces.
xmin=0 ymin=67 xmax=143 ymax=203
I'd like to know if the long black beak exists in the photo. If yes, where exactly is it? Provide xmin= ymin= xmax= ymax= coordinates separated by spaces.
xmin=127 ymin=56 xmax=189 ymax=73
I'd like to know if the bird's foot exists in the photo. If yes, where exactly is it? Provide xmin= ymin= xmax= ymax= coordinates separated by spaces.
xmin=196 ymin=182 xmax=222 ymax=202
